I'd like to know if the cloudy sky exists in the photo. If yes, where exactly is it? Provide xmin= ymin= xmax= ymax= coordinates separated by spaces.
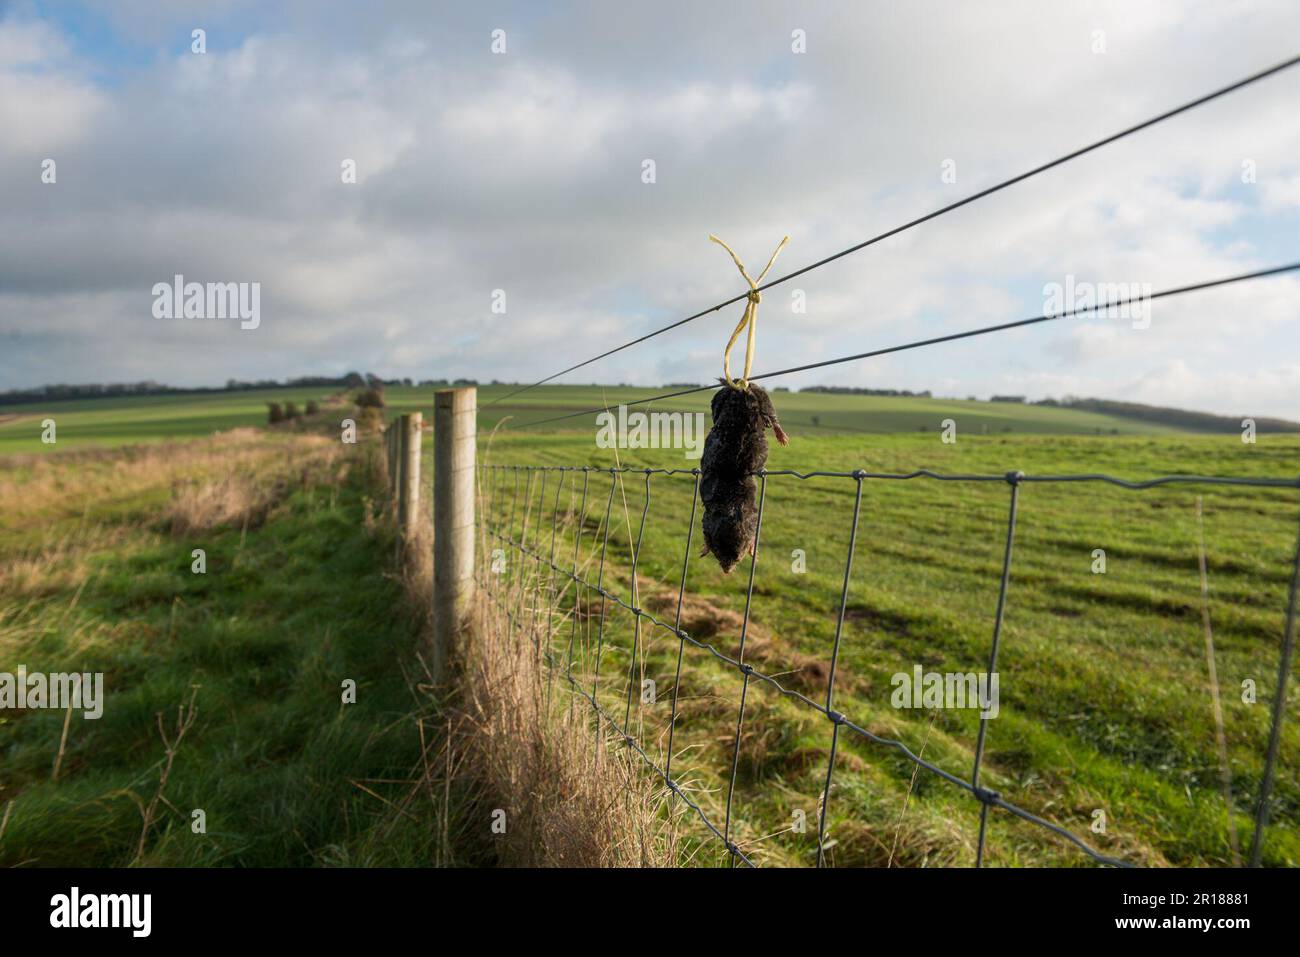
xmin=2 ymin=0 xmax=1298 ymax=416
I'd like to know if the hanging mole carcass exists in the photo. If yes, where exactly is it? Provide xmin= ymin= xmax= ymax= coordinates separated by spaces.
xmin=699 ymin=381 xmax=788 ymax=573
xmin=697 ymin=233 xmax=792 ymax=573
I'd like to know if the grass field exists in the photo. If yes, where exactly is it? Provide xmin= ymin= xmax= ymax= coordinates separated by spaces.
xmin=464 ymin=385 xmax=1191 ymax=438
xmin=0 ymin=388 xmax=341 ymax=454
xmin=478 ymin=422 xmax=1300 ymax=866
xmin=0 ymin=382 xmax=1236 ymax=456
xmin=2 ymin=385 xmax=1297 ymax=867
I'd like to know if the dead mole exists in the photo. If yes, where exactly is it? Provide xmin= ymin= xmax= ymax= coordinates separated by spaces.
xmin=699 ymin=381 xmax=789 ymax=573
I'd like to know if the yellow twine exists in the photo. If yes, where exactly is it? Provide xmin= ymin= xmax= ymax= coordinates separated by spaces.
xmin=709 ymin=234 xmax=789 ymax=389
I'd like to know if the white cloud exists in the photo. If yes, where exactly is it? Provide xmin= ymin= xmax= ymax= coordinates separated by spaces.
xmin=0 ymin=18 xmax=105 ymax=153
xmin=1 ymin=0 xmax=1299 ymax=418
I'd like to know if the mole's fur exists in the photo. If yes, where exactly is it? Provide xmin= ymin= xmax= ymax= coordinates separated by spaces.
xmin=699 ymin=381 xmax=789 ymax=573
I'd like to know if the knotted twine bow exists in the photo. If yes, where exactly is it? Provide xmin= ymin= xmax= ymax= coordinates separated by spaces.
xmin=709 ymin=234 xmax=790 ymax=390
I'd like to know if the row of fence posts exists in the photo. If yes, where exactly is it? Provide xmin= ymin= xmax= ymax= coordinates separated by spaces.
xmin=401 ymin=386 xmax=1300 ymax=864
xmin=381 ymin=391 xmax=477 ymax=687
xmin=384 ymin=411 xmax=424 ymax=542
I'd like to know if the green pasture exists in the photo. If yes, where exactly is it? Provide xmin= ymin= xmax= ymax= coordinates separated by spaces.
xmin=5 ymin=381 xmax=1253 ymax=457
xmin=483 ymin=429 xmax=1300 ymax=866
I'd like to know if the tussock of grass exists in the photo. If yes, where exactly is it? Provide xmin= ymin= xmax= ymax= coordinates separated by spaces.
xmin=443 ymin=592 xmax=676 ymax=867
xmin=1 ymin=428 xmax=332 ymax=539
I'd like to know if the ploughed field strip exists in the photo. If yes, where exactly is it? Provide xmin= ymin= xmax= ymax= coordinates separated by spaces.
xmin=480 ymin=430 xmax=1300 ymax=866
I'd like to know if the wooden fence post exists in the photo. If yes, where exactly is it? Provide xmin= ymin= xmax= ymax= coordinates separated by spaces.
xmin=386 ymin=418 xmax=400 ymax=500
xmin=399 ymin=412 xmax=422 ymax=540
xmin=433 ymin=388 xmax=476 ymax=684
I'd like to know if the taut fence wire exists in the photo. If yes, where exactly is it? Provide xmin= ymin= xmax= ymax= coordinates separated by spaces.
xmin=507 ymin=262 xmax=1300 ymax=430
xmin=487 ymin=53 xmax=1300 ymax=410
xmin=475 ymin=463 xmax=1300 ymax=868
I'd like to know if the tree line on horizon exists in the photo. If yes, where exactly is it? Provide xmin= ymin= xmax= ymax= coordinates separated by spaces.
xmin=0 ymin=372 xmax=473 ymax=406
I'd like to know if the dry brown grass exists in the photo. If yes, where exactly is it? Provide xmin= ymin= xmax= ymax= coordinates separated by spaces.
xmin=0 ymin=523 xmax=132 ymax=600
xmin=163 ymin=474 xmax=275 ymax=536
xmin=0 ymin=429 xmax=349 ymax=671
xmin=1 ymin=429 xmax=346 ymax=611
xmin=447 ymin=593 xmax=676 ymax=866
xmin=641 ymin=583 xmax=863 ymax=697
xmin=161 ymin=434 xmax=344 ymax=536
xmin=397 ymin=520 xmax=434 ymax=633
xmin=361 ymin=434 xmax=435 ymax=641
xmin=0 ymin=428 xmax=337 ymax=533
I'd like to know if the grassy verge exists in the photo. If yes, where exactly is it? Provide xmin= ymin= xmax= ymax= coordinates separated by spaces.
xmin=450 ymin=582 xmax=676 ymax=866
xmin=0 ymin=426 xmax=475 ymax=866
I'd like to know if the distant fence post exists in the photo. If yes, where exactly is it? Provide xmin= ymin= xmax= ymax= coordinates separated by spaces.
xmin=433 ymin=388 xmax=476 ymax=684
xmin=399 ymin=412 xmax=422 ymax=540
xmin=386 ymin=417 xmax=401 ymax=501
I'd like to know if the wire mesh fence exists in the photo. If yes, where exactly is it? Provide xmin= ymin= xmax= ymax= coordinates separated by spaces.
xmin=461 ymin=53 xmax=1300 ymax=869
xmin=475 ymin=462 xmax=1300 ymax=868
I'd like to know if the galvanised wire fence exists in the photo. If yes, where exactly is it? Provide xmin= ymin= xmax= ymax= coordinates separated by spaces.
xmin=476 ymin=462 xmax=1300 ymax=868
xmin=464 ymin=53 xmax=1300 ymax=868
